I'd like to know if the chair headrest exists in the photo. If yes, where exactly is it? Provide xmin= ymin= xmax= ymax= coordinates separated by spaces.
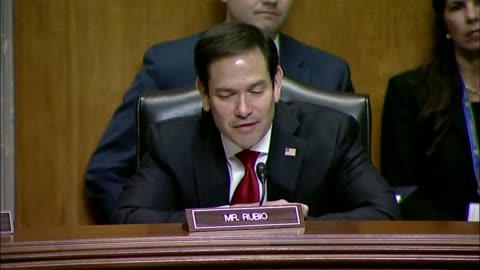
xmin=136 ymin=75 xmax=371 ymax=167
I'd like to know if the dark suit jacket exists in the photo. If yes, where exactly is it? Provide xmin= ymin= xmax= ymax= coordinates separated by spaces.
xmin=381 ymin=67 xmax=480 ymax=220
xmin=112 ymin=101 xmax=399 ymax=223
xmin=86 ymin=31 xmax=354 ymax=222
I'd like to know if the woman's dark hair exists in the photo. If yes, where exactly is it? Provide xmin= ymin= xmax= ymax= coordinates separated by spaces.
xmin=420 ymin=0 xmax=460 ymax=156
xmin=194 ymin=22 xmax=279 ymax=94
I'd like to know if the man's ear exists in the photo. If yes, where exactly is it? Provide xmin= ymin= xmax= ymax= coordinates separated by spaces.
xmin=273 ymin=65 xmax=283 ymax=103
xmin=196 ymin=78 xmax=211 ymax=112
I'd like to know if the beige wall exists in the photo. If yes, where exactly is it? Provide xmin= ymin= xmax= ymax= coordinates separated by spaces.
xmin=14 ymin=0 xmax=433 ymax=227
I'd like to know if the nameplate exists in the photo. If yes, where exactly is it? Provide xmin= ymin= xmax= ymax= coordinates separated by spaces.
xmin=184 ymin=204 xmax=304 ymax=232
xmin=0 ymin=211 xmax=13 ymax=234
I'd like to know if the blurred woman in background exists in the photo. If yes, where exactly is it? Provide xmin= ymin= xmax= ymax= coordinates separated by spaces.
xmin=381 ymin=0 xmax=479 ymax=220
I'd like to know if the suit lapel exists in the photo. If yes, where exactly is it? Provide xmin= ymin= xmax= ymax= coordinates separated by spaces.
xmin=279 ymin=34 xmax=311 ymax=84
xmin=267 ymin=102 xmax=306 ymax=201
xmin=192 ymin=113 xmax=231 ymax=207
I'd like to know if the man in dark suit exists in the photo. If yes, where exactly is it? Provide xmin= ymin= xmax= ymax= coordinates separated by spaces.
xmin=87 ymin=0 xmax=354 ymax=222
xmin=112 ymin=22 xmax=398 ymax=223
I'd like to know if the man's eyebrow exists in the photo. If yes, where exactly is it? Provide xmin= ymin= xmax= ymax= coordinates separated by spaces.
xmin=246 ymin=80 xmax=269 ymax=91
xmin=251 ymin=80 xmax=268 ymax=87
xmin=214 ymin=87 xmax=236 ymax=93
xmin=214 ymin=79 xmax=269 ymax=93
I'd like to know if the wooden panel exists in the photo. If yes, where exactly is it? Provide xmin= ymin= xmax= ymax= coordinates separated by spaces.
xmin=14 ymin=0 xmax=224 ymax=227
xmin=14 ymin=0 xmax=433 ymax=227
xmin=15 ymin=0 xmax=72 ymax=228
xmin=283 ymin=0 xmax=433 ymax=166
xmin=1 ymin=221 xmax=479 ymax=269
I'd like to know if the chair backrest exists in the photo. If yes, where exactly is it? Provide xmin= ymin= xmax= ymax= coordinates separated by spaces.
xmin=136 ymin=76 xmax=371 ymax=167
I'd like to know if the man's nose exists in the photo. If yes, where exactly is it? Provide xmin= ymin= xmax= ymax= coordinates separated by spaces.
xmin=261 ymin=0 xmax=278 ymax=6
xmin=235 ymin=95 xmax=252 ymax=118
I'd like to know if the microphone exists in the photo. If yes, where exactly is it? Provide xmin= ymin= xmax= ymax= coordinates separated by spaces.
xmin=256 ymin=162 xmax=268 ymax=206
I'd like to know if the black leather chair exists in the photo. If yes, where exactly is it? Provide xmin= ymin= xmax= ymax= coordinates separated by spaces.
xmin=136 ymin=76 xmax=371 ymax=167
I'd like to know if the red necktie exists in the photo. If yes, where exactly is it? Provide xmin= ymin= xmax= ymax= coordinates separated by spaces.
xmin=231 ymin=150 xmax=260 ymax=205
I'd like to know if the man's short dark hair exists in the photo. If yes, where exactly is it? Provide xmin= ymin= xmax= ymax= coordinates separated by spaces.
xmin=194 ymin=22 xmax=279 ymax=93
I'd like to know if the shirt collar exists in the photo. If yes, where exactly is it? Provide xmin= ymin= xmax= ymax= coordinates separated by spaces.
xmin=274 ymin=35 xmax=280 ymax=53
xmin=221 ymin=124 xmax=272 ymax=159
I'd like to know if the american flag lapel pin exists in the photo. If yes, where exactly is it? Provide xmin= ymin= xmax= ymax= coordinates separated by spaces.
xmin=284 ymin=147 xmax=296 ymax=157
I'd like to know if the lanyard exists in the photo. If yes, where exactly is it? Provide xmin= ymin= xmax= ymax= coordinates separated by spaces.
xmin=460 ymin=80 xmax=480 ymax=191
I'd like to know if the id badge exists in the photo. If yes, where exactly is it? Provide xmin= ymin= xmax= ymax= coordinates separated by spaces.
xmin=467 ymin=202 xmax=479 ymax=221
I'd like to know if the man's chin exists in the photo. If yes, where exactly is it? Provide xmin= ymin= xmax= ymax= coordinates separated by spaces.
xmin=232 ymin=138 xmax=257 ymax=150
xmin=252 ymin=23 xmax=279 ymax=37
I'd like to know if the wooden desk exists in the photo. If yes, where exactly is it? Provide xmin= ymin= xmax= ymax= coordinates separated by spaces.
xmin=1 ymin=221 xmax=479 ymax=269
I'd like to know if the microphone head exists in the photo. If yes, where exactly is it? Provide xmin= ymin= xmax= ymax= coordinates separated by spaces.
xmin=256 ymin=162 xmax=267 ymax=183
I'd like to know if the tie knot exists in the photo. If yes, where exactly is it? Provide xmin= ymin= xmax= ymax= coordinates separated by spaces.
xmin=235 ymin=150 xmax=259 ymax=170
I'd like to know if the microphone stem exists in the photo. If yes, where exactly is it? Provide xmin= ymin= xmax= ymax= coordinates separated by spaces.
xmin=259 ymin=179 xmax=266 ymax=206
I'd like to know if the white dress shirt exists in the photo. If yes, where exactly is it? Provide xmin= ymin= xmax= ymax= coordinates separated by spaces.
xmin=221 ymin=125 xmax=272 ymax=203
